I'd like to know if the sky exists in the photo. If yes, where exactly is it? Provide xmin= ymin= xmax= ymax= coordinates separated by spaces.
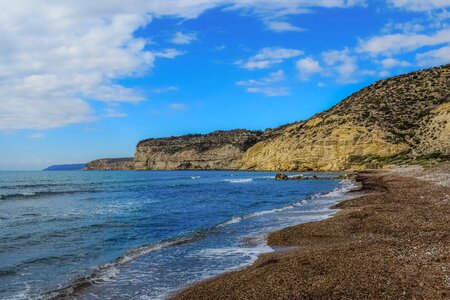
xmin=0 ymin=0 xmax=449 ymax=170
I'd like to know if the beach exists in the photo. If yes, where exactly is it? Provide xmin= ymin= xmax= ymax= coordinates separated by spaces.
xmin=0 ymin=171 xmax=349 ymax=299
xmin=173 ymin=164 xmax=450 ymax=299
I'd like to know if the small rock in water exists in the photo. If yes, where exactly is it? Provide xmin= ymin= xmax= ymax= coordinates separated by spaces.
xmin=275 ymin=173 xmax=289 ymax=180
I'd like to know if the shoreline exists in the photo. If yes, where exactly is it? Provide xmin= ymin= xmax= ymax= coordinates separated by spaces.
xmin=172 ymin=166 xmax=450 ymax=299
xmin=43 ymin=171 xmax=348 ymax=300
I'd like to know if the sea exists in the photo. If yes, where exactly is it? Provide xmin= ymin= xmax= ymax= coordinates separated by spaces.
xmin=0 ymin=170 xmax=356 ymax=299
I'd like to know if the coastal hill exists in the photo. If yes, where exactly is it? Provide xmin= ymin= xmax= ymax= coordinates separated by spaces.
xmin=242 ymin=64 xmax=450 ymax=171
xmin=84 ymin=158 xmax=134 ymax=170
xmin=86 ymin=64 xmax=449 ymax=171
xmin=134 ymin=130 xmax=264 ymax=170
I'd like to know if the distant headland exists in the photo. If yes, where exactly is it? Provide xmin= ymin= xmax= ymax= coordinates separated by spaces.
xmin=43 ymin=164 xmax=84 ymax=171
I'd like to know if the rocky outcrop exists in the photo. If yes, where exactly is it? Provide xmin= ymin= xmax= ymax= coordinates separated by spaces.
xmin=275 ymin=173 xmax=289 ymax=180
xmin=274 ymin=173 xmax=355 ymax=180
xmin=134 ymin=130 xmax=263 ymax=170
xmin=84 ymin=158 xmax=134 ymax=170
xmin=241 ymin=64 xmax=450 ymax=171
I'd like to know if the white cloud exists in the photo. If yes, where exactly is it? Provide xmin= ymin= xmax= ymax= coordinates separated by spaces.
xmin=0 ymin=2 xmax=157 ymax=130
xmin=254 ymin=48 xmax=303 ymax=60
xmin=322 ymin=49 xmax=358 ymax=83
xmin=105 ymin=107 xmax=128 ymax=118
xmin=171 ymin=31 xmax=198 ymax=44
xmin=416 ymin=45 xmax=450 ymax=66
xmin=227 ymin=0 xmax=365 ymax=18
xmin=29 ymin=133 xmax=46 ymax=139
xmin=437 ymin=10 xmax=450 ymax=20
xmin=236 ymin=70 xmax=285 ymax=86
xmin=239 ymin=47 xmax=303 ymax=69
xmin=0 ymin=0 xmax=365 ymax=130
xmin=357 ymin=29 xmax=450 ymax=55
xmin=382 ymin=21 xmax=425 ymax=34
xmin=151 ymin=86 xmax=180 ymax=94
xmin=247 ymin=87 xmax=290 ymax=97
xmin=265 ymin=21 xmax=305 ymax=32
xmin=387 ymin=0 xmax=450 ymax=12
xmin=169 ymin=103 xmax=187 ymax=110
xmin=0 ymin=95 xmax=94 ymax=130
xmin=296 ymin=57 xmax=322 ymax=80
xmin=380 ymin=58 xmax=411 ymax=68
xmin=236 ymin=70 xmax=289 ymax=96
xmin=356 ymin=17 xmax=450 ymax=72
xmin=154 ymin=49 xmax=185 ymax=58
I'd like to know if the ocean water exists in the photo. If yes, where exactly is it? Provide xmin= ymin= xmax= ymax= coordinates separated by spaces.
xmin=0 ymin=171 xmax=354 ymax=299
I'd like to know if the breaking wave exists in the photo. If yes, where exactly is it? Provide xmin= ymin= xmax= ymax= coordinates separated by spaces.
xmin=0 ymin=190 xmax=96 ymax=201
xmin=223 ymin=178 xmax=253 ymax=184
xmin=217 ymin=179 xmax=357 ymax=228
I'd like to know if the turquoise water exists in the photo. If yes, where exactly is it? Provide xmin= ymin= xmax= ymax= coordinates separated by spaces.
xmin=0 ymin=171 xmax=352 ymax=299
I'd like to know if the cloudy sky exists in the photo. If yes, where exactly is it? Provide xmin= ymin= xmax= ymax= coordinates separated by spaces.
xmin=1 ymin=0 xmax=449 ymax=169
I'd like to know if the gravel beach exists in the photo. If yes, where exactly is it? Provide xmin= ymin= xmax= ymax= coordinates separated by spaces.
xmin=173 ymin=165 xmax=450 ymax=299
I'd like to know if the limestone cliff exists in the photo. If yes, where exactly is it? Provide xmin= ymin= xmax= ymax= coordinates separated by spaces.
xmin=241 ymin=64 xmax=450 ymax=171
xmin=134 ymin=130 xmax=263 ymax=170
xmin=86 ymin=65 xmax=449 ymax=171
xmin=84 ymin=158 xmax=134 ymax=170
xmin=414 ymin=101 xmax=450 ymax=156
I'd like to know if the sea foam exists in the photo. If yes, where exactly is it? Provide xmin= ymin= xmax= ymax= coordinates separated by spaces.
xmin=223 ymin=178 xmax=253 ymax=183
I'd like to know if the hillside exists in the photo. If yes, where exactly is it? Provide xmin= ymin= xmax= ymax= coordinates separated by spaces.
xmin=241 ymin=64 xmax=450 ymax=171
xmin=84 ymin=158 xmax=134 ymax=170
xmin=134 ymin=129 xmax=263 ymax=170
xmin=86 ymin=64 xmax=449 ymax=171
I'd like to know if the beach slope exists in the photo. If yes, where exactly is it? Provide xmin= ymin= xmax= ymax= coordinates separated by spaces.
xmin=173 ymin=166 xmax=450 ymax=299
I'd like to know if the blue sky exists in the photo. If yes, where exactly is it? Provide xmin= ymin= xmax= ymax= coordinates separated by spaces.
xmin=0 ymin=0 xmax=449 ymax=170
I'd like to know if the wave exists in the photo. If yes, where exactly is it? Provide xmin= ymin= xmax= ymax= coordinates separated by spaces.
xmin=0 ymin=190 xmax=97 ymax=201
xmin=217 ymin=216 xmax=242 ymax=227
xmin=0 ymin=183 xmax=69 ymax=189
xmin=223 ymin=178 xmax=253 ymax=184
xmin=311 ymin=179 xmax=358 ymax=199
xmin=199 ymin=245 xmax=273 ymax=267
xmin=39 ymin=212 xmax=270 ymax=299
xmin=35 ymin=237 xmax=192 ymax=299
xmin=216 ymin=179 xmax=357 ymax=228
xmin=191 ymin=176 xmax=201 ymax=180
xmin=33 ymin=179 xmax=357 ymax=299
xmin=215 ymin=201 xmax=306 ymax=228
xmin=116 ymin=238 xmax=192 ymax=265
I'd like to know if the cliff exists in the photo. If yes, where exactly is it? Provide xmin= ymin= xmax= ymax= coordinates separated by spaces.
xmin=86 ymin=64 xmax=449 ymax=171
xmin=84 ymin=158 xmax=134 ymax=170
xmin=134 ymin=130 xmax=263 ymax=170
xmin=241 ymin=64 xmax=450 ymax=171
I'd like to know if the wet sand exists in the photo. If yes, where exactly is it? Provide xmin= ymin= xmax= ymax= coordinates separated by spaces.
xmin=172 ymin=168 xmax=450 ymax=299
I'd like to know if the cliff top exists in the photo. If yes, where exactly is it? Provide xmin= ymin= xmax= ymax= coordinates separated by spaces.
xmin=137 ymin=129 xmax=264 ymax=152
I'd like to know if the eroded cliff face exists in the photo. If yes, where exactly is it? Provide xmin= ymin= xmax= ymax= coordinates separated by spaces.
xmin=134 ymin=130 xmax=263 ymax=170
xmin=241 ymin=64 xmax=450 ymax=171
xmin=87 ymin=65 xmax=449 ymax=171
xmin=241 ymin=124 xmax=408 ymax=171
xmin=414 ymin=101 xmax=450 ymax=156
xmin=84 ymin=158 xmax=134 ymax=170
